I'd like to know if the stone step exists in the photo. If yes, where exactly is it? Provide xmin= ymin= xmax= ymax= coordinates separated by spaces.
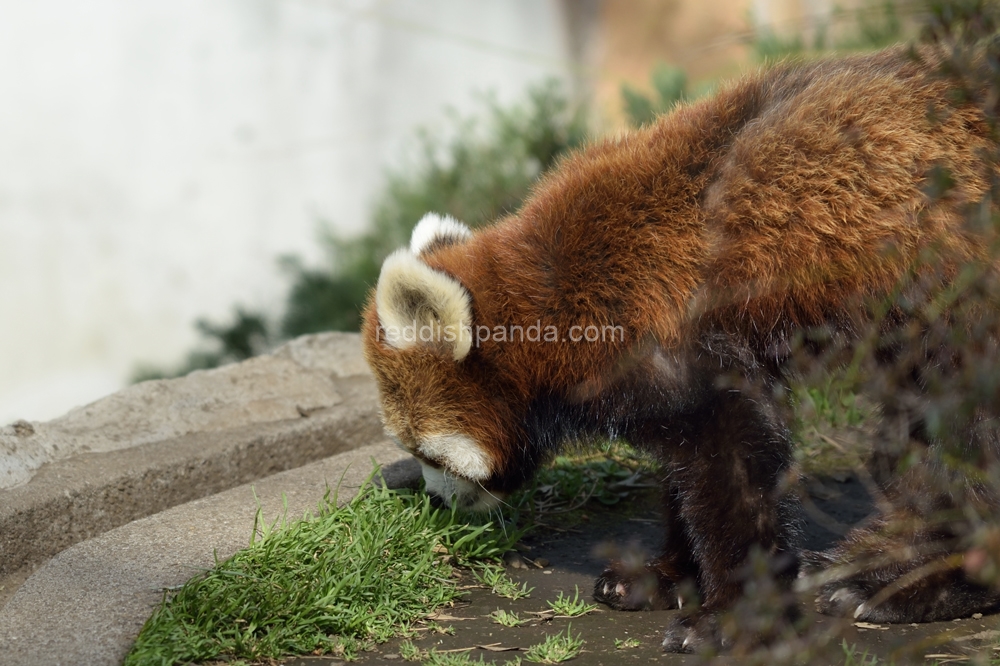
xmin=0 ymin=441 xmax=419 ymax=666
xmin=0 ymin=329 xmax=406 ymax=666
xmin=0 ymin=332 xmax=381 ymax=588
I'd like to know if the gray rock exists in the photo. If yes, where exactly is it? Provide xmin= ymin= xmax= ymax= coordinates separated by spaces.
xmin=0 ymin=332 xmax=387 ymax=581
xmin=0 ymin=332 xmax=371 ymax=490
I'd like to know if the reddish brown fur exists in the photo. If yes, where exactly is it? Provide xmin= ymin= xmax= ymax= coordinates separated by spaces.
xmin=362 ymin=45 xmax=1000 ymax=650
xmin=365 ymin=46 xmax=991 ymax=476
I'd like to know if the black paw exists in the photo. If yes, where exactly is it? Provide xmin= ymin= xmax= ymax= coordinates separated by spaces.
xmin=593 ymin=565 xmax=679 ymax=611
xmin=593 ymin=567 xmax=661 ymax=610
xmin=814 ymin=576 xmax=1000 ymax=623
xmin=661 ymin=613 xmax=721 ymax=654
xmin=801 ymin=549 xmax=880 ymax=619
xmin=815 ymin=582 xmax=871 ymax=619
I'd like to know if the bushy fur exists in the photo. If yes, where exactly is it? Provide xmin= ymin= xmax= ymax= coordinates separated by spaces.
xmin=362 ymin=46 xmax=1000 ymax=651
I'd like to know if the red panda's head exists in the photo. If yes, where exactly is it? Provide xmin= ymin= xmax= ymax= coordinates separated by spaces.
xmin=362 ymin=213 xmax=525 ymax=512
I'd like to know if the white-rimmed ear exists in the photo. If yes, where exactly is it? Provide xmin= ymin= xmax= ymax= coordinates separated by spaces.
xmin=375 ymin=249 xmax=473 ymax=361
xmin=410 ymin=213 xmax=472 ymax=255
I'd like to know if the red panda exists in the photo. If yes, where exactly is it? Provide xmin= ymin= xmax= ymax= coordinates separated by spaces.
xmin=361 ymin=45 xmax=1000 ymax=652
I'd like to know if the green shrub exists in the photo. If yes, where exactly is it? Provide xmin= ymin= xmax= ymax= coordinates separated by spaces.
xmin=621 ymin=63 xmax=688 ymax=128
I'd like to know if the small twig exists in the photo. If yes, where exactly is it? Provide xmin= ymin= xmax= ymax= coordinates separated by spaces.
xmin=433 ymin=646 xmax=475 ymax=654
xmin=477 ymin=643 xmax=524 ymax=652
xmin=924 ymin=652 xmax=969 ymax=664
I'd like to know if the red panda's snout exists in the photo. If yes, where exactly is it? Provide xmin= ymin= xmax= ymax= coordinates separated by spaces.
xmin=386 ymin=426 xmax=507 ymax=512
xmin=418 ymin=457 xmax=505 ymax=513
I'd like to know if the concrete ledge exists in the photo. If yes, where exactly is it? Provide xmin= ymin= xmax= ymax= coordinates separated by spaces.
xmin=0 ymin=441 xmax=420 ymax=666
xmin=0 ymin=333 xmax=382 ymax=579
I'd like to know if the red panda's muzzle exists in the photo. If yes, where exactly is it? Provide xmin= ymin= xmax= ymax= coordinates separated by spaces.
xmin=418 ymin=458 xmax=505 ymax=513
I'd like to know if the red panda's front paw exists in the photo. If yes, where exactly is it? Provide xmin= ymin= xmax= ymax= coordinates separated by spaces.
xmin=593 ymin=568 xmax=647 ymax=610
xmin=815 ymin=583 xmax=870 ymax=619
xmin=593 ymin=563 xmax=680 ymax=611
xmin=661 ymin=613 xmax=722 ymax=654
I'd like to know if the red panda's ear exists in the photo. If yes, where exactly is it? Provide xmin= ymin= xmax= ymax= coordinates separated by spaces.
xmin=374 ymin=249 xmax=473 ymax=361
xmin=410 ymin=213 xmax=472 ymax=256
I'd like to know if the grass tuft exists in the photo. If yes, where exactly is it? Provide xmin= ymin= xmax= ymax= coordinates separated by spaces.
xmin=125 ymin=469 xmax=516 ymax=665
xmin=420 ymin=649 xmax=521 ymax=666
xmin=524 ymin=626 xmax=584 ymax=663
xmin=546 ymin=586 xmax=598 ymax=617
xmin=474 ymin=563 xmax=534 ymax=600
xmin=489 ymin=609 xmax=529 ymax=627
xmin=613 ymin=637 xmax=640 ymax=649
xmin=399 ymin=639 xmax=423 ymax=661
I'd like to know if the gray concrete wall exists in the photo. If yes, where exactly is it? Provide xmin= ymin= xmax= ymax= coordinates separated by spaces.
xmin=0 ymin=0 xmax=577 ymax=425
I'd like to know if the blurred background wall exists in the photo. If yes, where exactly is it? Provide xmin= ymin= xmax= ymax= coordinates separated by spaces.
xmin=0 ymin=0 xmax=585 ymax=423
xmin=0 ymin=0 xmax=870 ymax=424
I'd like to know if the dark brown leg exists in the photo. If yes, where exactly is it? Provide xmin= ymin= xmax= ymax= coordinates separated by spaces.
xmin=651 ymin=389 xmax=801 ymax=652
xmin=592 ymin=335 xmax=803 ymax=652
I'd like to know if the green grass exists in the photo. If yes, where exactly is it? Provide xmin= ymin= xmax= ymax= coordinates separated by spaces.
xmin=793 ymin=380 xmax=867 ymax=431
xmin=789 ymin=371 xmax=875 ymax=476
xmin=123 ymin=448 xmax=651 ymax=665
xmin=400 ymin=639 xmax=423 ymax=661
xmin=506 ymin=442 xmax=657 ymax=525
xmin=613 ymin=637 xmax=640 ymax=649
xmin=420 ymin=649 xmax=522 ymax=666
xmin=474 ymin=563 xmax=534 ymax=600
xmin=841 ymin=640 xmax=883 ymax=665
xmin=489 ymin=609 xmax=529 ymax=627
xmin=546 ymin=587 xmax=598 ymax=618
xmin=125 ymin=470 xmax=516 ymax=665
xmin=524 ymin=626 xmax=584 ymax=664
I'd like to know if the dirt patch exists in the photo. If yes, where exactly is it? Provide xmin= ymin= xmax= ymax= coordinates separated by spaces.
xmin=280 ymin=475 xmax=1000 ymax=665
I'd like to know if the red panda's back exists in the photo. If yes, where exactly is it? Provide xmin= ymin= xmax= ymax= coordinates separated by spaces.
xmin=696 ymin=47 xmax=994 ymax=345
xmin=422 ymin=46 xmax=995 ymax=391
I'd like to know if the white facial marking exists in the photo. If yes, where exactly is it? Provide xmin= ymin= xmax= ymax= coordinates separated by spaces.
xmin=420 ymin=462 xmax=499 ymax=512
xmin=418 ymin=433 xmax=492 ymax=481
xmin=410 ymin=213 xmax=472 ymax=255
